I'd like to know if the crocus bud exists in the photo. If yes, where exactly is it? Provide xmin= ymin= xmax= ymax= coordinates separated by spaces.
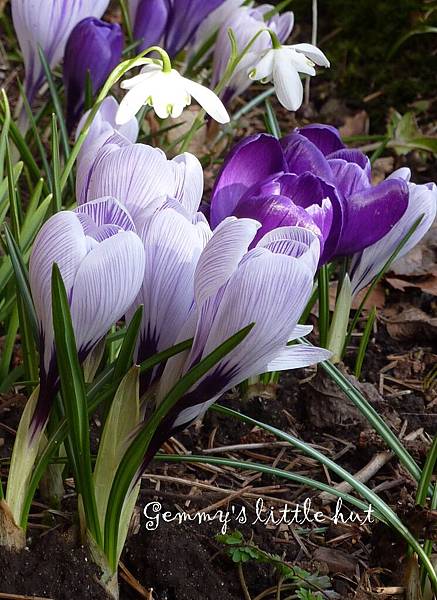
xmin=64 ymin=17 xmax=123 ymax=131
xmin=131 ymin=0 xmax=169 ymax=51
xmin=11 ymin=0 xmax=110 ymax=105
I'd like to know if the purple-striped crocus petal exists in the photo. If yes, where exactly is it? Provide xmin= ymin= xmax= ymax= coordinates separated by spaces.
xmin=295 ymin=124 xmax=344 ymax=156
xmin=328 ymin=159 xmax=371 ymax=199
xmin=63 ymin=18 xmax=123 ymax=132
xmin=336 ymin=177 xmax=409 ymax=256
xmin=210 ymin=133 xmax=287 ymax=227
xmin=75 ymin=196 xmax=136 ymax=234
xmin=170 ymin=153 xmax=204 ymax=217
xmin=164 ymin=227 xmax=320 ymax=430
xmin=132 ymin=0 xmax=169 ymax=51
xmin=281 ymin=133 xmax=334 ymax=183
xmin=126 ymin=204 xmax=208 ymax=370
xmin=85 ymin=143 xmax=183 ymax=228
xmin=164 ymin=0 xmax=224 ymax=57
xmin=257 ymin=225 xmax=321 ymax=273
xmin=29 ymin=212 xmax=88 ymax=373
xmin=350 ymin=172 xmax=437 ymax=295
xmin=265 ymin=344 xmax=331 ymax=371
xmin=70 ymin=230 xmax=145 ymax=357
xmin=11 ymin=0 xmax=110 ymax=105
xmin=76 ymin=98 xmax=139 ymax=204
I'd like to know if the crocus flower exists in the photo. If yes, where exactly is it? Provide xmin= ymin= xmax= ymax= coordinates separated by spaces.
xmin=29 ymin=196 xmax=145 ymax=431
xmin=139 ymin=221 xmax=330 ymax=463
xmin=191 ymin=0 xmax=245 ymax=57
xmin=116 ymin=61 xmax=230 ymax=124
xmin=63 ymin=17 xmax=123 ymax=131
xmin=210 ymin=127 xmax=409 ymax=263
xmin=129 ymin=0 xmax=225 ymax=56
xmin=126 ymin=201 xmax=211 ymax=388
xmin=350 ymin=168 xmax=437 ymax=295
xmin=211 ymin=4 xmax=294 ymax=103
xmin=11 ymin=0 xmax=110 ymax=104
xmin=249 ymin=43 xmax=330 ymax=111
xmin=76 ymin=97 xmax=139 ymax=205
xmin=80 ymin=138 xmax=204 ymax=230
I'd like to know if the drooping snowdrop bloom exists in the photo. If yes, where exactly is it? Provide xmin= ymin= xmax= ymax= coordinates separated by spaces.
xmin=76 ymin=97 xmax=139 ymax=205
xmin=139 ymin=220 xmax=330 ymax=462
xmin=11 ymin=0 xmax=110 ymax=104
xmin=350 ymin=168 xmax=437 ymax=295
xmin=116 ymin=61 xmax=230 ymax=125
xmin=29 ymin=196 xmax=145 ymax=432
xmin=212 ymin=4 xmax=294 ymax=103
xmin=249 ymin=42 xmax=330 ymax=112
xmin=126 ymin=201 xmax=212 ymax=388
xmin=210 ymin=127 xmax=409 ymax=263
xmin=63 ymin=17 xmax=123 ymax=131
xmin=129 ymin=0 xmax=225 ymax=56
xmin=80 ymin=139 xmax=204 ymax=230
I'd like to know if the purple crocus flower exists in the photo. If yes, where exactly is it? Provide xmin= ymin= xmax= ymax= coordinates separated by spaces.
xmin=29 ymin=196 xmax=145 ymax=432
xmin=129 ymin=0 xmax=224 ymax=56
xmin=80 ymin=139 xmax=203 ymax=230
xmin=63 ymin=18 xmax=123 ymax=131
xmin=350 ymin=168 xmax=437 ymax=295
xmin=212 ymin=4 xmax=294 ymax=103
xmin=210 ymin=126 xmax=410 ymax=263
xmin=11 ymin=0 xmax=110 ymax=105
xmin=138 ymin=220 xmax=329 ymax=463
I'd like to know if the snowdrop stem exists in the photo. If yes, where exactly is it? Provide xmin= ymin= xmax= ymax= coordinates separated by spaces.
xmin=267 ymin=29 xmax=282 ymax=50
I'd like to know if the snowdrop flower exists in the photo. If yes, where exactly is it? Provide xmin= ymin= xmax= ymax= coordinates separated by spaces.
xmin=249 ymin=40 xmax=330 ymax=111
xmin=116 ymin=61 xmax=230 ymax=125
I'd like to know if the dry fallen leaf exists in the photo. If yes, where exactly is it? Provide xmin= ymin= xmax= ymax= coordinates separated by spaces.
xmin=382 ymin=305 xmax=437 ymax=340
xmin=339 ymin=110 xmax=369 ymax=137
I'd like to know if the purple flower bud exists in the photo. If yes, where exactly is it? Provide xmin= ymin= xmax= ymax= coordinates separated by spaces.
xmin=64 ymin=17 xmax=123 ymax=131
xmin=131 ymin=0 xmax=169 ymax=52
xmin=11 ymin=0 xmax=110 ymax=105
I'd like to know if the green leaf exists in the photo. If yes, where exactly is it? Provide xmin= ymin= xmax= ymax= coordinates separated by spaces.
xmin=103 ymin=323 xmax=254 ymax=570
xmin=264 ymin=99 xmax=281 ymax=139
xmin=50 ymin=114 xmax=62 ymax=213
xmin=327 ymin=274 xmax=352 ymax=362
xmin=93 ymin=367 xmax=141 ymax=538
xmin=51 ymin=264 xmax=101 ymax=546
xmin=5 ymin=386 xmax=42 ymax=525
xmin=354 ymin=306 xmax=377 ymax=378
xmin=0 ymin=89 xmax=11 ymax=183
xmin=112 ymin=305 xmax=143 ymax=383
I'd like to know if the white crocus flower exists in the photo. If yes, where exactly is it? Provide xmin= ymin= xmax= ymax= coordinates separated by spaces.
xmin=116 ymin=61 xmax=230 ymax=125
xmin=249 ymin=42 xmax=330 ymax=112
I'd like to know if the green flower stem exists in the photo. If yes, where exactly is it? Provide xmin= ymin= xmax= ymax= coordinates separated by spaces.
xmin=317 ymin=265 xmax=330 ymax=347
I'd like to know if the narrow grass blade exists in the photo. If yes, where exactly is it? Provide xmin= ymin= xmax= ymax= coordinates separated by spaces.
xmin=112 ymin=305 xmax=143 ymax=383
xmin=354 ymin=306 xmax=377 ymax=378
xmin=317 ymin=264 xmax=330 ymax=347
xmin=51 ymin=264 xmax=101 ymax=546
xmin=264 ymin=99 xmax=281 ymax=138
xmin=50 ymin=114 xmax=62 ymax=213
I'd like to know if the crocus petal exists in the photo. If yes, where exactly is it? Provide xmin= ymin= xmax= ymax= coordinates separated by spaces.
xmin=265 ymin=344 xmax=331 ymax=371
xmin=85 ymin=143 xmax=179 ymax=227
xmin=170 ymin=153 xmax=204 ymax=216
xmin=12 ymin=0 xmax=110 ymax=104
xmin=281 ymin=133 xmax=334 ymax=182
xmin=336 ymin=178 xmax=409 ymax=256
xmin=132 ymin=0 xmax=169 ymax=51
xmin=291 ymin=42 xmax=330 ymax=67
xmin=350 ymin=180 xmax=437 ymax=295
xmin=328 ymin=159 xmax=371 ymax=198
xmin=29 ymin=212 xmax=88 ymax=371
xmin=75 ymin=196 xmax=136 ymax=233
xmin=194 ymin=217 xmax=260 ymax=308
xmin=295 ymin=123 xmax=344 ymax=155
xmin=164 ymin=0 xmax=224 ymax=57
xmin=210 ymin=134 xmax=287 ymax=227
xmin=63 ymin=17 xmax=123 ymax=131
xmin=183 ymin=78 xmax=230 ymax=124
xmin=127 ymin=206 xmax=206 ymax=365
xmin=272 ymin=50 xmax=304 ymax=111
xmin=70 ymin=231 xmax=145 ymax=355
xmin=257 ymin=226 xmax=320 ymax=273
